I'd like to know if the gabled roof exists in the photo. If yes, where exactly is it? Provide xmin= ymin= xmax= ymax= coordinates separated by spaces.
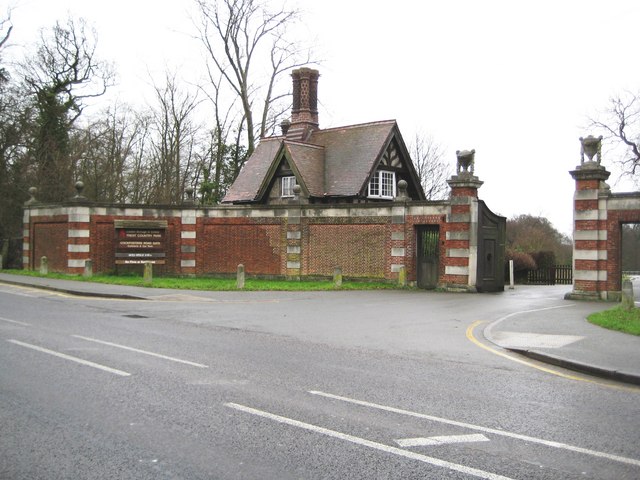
xmin=222 ymin=119 xmax=424 ymax=203
xmin=308 ymin=120 xmax=398 ymax=197
xmin=222 ymin=138 xmax=282 ymax=203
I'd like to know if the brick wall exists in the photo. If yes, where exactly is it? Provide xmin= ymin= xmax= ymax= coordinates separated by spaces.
xmin=305 ymin=223 xmax=386 ymax=278
xmin=200 ymin=220 xmax=283 ymax=275
xmin=33 ymin=221 xmax=68 ymax=272
xmin=23 ymin=197 xmax=495 ymax=290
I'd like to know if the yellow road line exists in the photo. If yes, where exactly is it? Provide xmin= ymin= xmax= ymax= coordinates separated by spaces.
xmin=466 ymin=320 xmax=639 ymax=393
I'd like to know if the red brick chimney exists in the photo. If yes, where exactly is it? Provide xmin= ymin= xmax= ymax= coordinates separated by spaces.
xmin=286 ymin=68 xmax=319 ymax=141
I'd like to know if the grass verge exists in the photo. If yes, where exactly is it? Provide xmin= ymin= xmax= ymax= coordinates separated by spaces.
xmin=587 ymin=306 xmax=640 ymax=336
xmin=0 ymin=269 xmax=405 ymax=291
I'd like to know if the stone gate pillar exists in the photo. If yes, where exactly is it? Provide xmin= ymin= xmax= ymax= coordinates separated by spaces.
xmin=566 ymin=135 xmax=611 ymax=300
xmin=445 ymin=149 xmax=483 ymax=291
xmin=67 ymin=182 xmax=92 ymax=275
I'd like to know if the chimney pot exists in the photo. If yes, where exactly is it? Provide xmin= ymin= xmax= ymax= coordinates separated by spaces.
xmin=288 ymin=68 xmax=319 ymax=140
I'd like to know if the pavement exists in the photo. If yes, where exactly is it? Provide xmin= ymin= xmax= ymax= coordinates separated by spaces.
xmin=1 ymin=272 xmax=638 ymax=387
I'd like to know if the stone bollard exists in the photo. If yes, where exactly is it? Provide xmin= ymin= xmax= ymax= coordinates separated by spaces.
xmin=0 ymin=254 xmax=3 ymax=270
xmin=621 ymin=279 xmax=635 ymax=310
xmin=236 ymin=264 xmax=245 ymax=289
xmin=40 ymin=256 xmax=48 ymax=275
xmin=83 ymin=259 xmax=93 ymax=278
xmin=398 ymin=265 xmax=407 ymax=287
xmin=333 ymin=267 xmax=342 ymax=288
xmin=143 ymin=262 xmax=153 ymax=285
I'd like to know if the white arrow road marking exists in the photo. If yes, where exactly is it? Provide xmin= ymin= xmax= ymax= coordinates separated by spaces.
xmin=7 ymin=339 xmax=131 ymax=377
xmin=72 ymin=335 xmax=208 ymax=368
xmin=309 ymin=390 xmax=640 ymax=467
xmin=225 ymin=402 xmax=514 ymax=480
xmin=396 ymin=434 xmax=490 ymax=448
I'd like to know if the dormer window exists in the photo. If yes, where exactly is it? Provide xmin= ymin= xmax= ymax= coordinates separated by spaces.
xmin=368 ymin=170 xmax=396 ymax=199
xmin=281 ymin=176 xmax=296 ymax=197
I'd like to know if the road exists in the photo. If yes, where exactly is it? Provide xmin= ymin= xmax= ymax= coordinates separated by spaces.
xmin=1 ymin=283 xmax=639 ymax=479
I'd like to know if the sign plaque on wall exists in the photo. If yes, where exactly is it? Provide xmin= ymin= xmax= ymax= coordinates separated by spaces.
xmin=114 ymin=220 xmax=168 ymax=265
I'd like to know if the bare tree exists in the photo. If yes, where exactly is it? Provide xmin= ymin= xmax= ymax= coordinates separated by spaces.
xmin=409 ymin=133 xmax=451 ymax=200
xmin=74 ymin=103 xmax=149 ymax=203
xmin=193 ymin=71 xmax=243 ymax=204
xmin=0 ymin=10 xmax=13 ymax=83
xmin=0 ymin=10 xmax=25 ymax=243
xmin=589 ymin=91 xmax=640 ymax=181
xmin=147 ymin=72 xmax=202 ymax=204
xmin=19 ymin=17 xmax=114 ymax=202
xmin=192 ymin=0 xmax=312 ymax=157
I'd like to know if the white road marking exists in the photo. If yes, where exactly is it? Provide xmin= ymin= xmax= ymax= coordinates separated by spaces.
xmin=309 ymin=391 xmax=640 ymax=467
xmin=490 ymin=332 xmax=584 ymax=349
xmin=396 ymin=434 xmax=490 ymax=448
xmin=7 ymin=339 xmax=131 ymax=377
xmin=225 ymin=402 xmax=513 ymax=480
xmin=484 ymin=304 xmax=576 ymax=340
xmin=72 ymin=335 xmax=208 ymax=368
xmin=0 ymin=316 xmax=30 ymax=326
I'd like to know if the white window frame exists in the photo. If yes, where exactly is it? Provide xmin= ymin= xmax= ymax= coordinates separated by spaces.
xmin=281 ymin=176 xmax=296 ymax=197
xmin=368 ymin=170 xmax=396 ymax=199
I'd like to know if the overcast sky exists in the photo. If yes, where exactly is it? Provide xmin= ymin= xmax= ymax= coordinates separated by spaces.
xmin=7 ymin=0 xmax=640 ymax=235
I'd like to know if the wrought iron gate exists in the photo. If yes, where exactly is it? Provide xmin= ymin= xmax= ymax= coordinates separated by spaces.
xmin=416 ymin=225 xmax=440 ymax=289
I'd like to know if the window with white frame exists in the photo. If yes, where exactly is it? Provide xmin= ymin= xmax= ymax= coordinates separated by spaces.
xmin=281 ymin=176 xmax=296 ymax=197
xmin=368 ymin=170 xmax=396 ymax=199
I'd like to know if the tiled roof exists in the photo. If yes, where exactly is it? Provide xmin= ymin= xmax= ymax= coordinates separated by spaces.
xmin=308 ymin=120 xmax=396 ymax=197
xmin=222 ymin=120 xmax=398 ymax=202
xmin=222 ymin=138 xmax=282 ymax=203
xmin=284 ymin=142 xmax=325 ymax=197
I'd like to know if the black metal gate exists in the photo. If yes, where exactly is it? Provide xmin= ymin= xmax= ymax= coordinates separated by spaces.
xmin=476 ymin=201 xmax=506 ymax=292
xmin=416 ymin=225 xmax=440 ymax=289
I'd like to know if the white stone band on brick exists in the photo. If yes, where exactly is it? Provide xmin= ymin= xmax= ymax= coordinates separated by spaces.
xmin=391 ymin=232 xmax=405 ymax=241
xmin=68 ymin=244 xmax=90 ymax=253
xmin=182 ymin=216 xmax=197 ymax=225
xmin=23 ymin=242 xmax=29 ymax=252
xmin=574 ymin=189 xmax=599 ymax=200
xmin=181 ymin=259 xmax=196 ymax=267
xmin=287 ymin=261 xmax=300 ymax=269
xmin=445 ymin=265 xmax=469 ymax=276
xmin=445 ymin=231 xmax=470 ymax=241
xmin=608 ymin=197 xmax=640 ymax=210
xmin=68 ymin=214 xmax=91 ymax=223
xmin=390 ymin=264 xmax=404 ymax=273
xmin=446 ymin=248 xmax=469 ymax=258
xmin=391 ymin=247 xmax=405 ymax=257
xmin=574 ymin=210 xmax=602 ymax=221
xmin=574 ymin=270 xmax=607 ymax=282
xmin=574 ymin=230 xmax=607 ymax=241
xmin=287 ymin=231 xmax=301 ymax=239
xmin=574 ymin=249 xmax=607 ymax=261
xmin=68 ymin=259 xmax=88 ymax=268
xmin=68 ymin=229 xmax=90 ymax=238
xmin=181 ymin=231 xmax=196 ymax=239
xmin=287 ymin=246 xmax=301 ymax=254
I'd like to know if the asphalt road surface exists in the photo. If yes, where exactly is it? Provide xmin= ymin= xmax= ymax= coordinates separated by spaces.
xmin=1 ymin=283 xmax=639 ymax=479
